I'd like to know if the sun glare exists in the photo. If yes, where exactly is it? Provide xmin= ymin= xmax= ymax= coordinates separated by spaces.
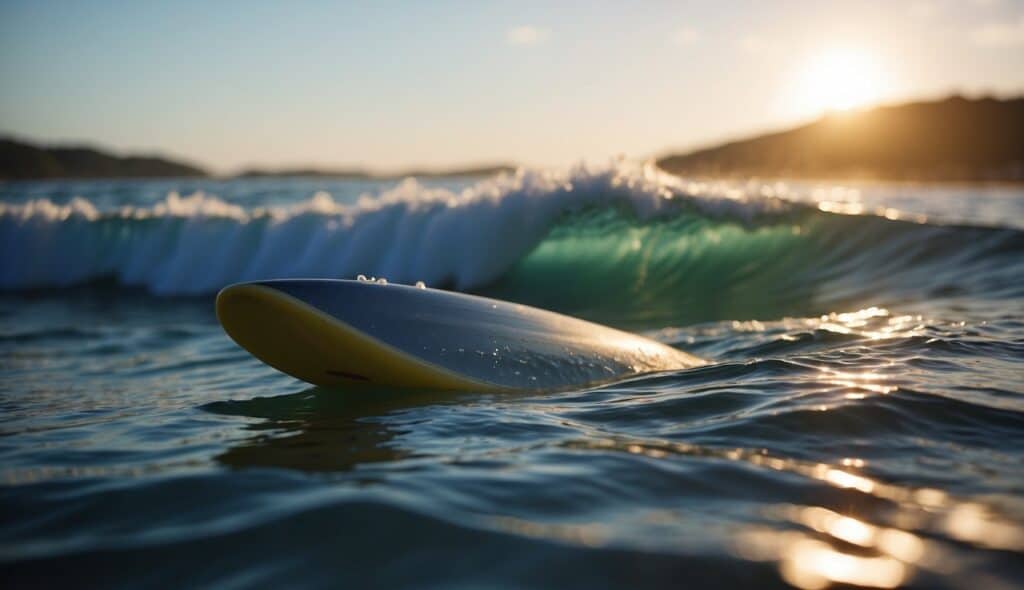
xmin=791 ymin=49 xmax=886 ymax=118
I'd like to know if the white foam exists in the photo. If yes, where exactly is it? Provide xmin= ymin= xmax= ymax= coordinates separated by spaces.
xmin=0 ymin=162 xmax=790 ymax=294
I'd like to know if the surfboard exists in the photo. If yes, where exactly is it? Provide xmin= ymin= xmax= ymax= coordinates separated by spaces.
xmin=216 ymin=279 xmax=703 ymax=392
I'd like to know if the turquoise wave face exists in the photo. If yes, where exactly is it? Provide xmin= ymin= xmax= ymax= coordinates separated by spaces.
xmin=484 ymin=206 xmax=1024 ymax=327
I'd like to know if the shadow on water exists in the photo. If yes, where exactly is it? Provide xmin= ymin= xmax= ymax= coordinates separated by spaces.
xmin=201 ymin=385 xmax=481 ymax=472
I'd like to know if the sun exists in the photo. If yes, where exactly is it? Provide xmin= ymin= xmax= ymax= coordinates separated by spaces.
xmin=791 ymin=48 xmax=887 ymax=117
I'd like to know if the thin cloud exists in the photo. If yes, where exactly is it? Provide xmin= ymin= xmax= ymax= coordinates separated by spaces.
xmin=970 ymin=16 xmax=1024 ymax=47
xmin=506 ymin=25 xmax=550 ymax=47
xmin=670 ymin=27 xmax=701 ymax=46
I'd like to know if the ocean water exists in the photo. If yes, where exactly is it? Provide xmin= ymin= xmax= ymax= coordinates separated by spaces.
xmin=1 ymin=165 xmax=1023 ymax=589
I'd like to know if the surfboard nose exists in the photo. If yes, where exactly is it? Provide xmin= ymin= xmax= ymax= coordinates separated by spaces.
xmin=216 ymin=282 xmax=301 ymax=368
xmin=216 ymin=282 xmax=280 ymax=334
xmin=217 ymin=280 xmax=355 ymax=326
xmin=215 ymin=282 xmax=267 ymax=334
xmin=215 ymin=280 xmax=356 ymax=350
xmin=216 ymin=280 xmax=344 ymax=334
xmin=215 ymin=282 xmax=346 ymax=386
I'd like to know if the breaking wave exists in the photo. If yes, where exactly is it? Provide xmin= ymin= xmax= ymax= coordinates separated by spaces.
xmin=2 ymin=164 xmax=1022 ymax=325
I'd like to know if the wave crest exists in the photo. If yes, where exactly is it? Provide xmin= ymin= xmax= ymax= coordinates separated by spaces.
xmin=0 ymin=164 xmax=792 ymax=295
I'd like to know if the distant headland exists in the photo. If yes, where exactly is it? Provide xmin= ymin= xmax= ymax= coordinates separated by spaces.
xmin=0 ymin=138 xmax=207 ymax=180
xmin=656 ymin=95 xmax=1024 ymax=182
xmin=3 ymin=95 xmax=1022 ymax=182
xmin=0 ymin=136 xmax=515 ymax=182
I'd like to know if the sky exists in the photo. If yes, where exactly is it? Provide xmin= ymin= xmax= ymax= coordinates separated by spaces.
xmin=1 ymin=0 xmax=1023 ymax=173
